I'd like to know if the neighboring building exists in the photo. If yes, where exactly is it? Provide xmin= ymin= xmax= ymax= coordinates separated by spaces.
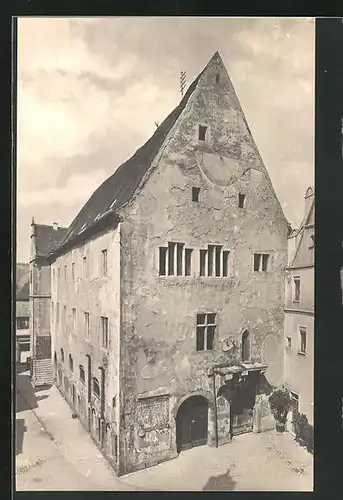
xmin=284 ymin=187 xmax=314 ymax=430
xmin=30 ymin=219 xmax=68 ymax=386
xmin=49 ymin=52 xmax=289 ymax=475
xmin=16 ymin=264 xmax=30 ymax=364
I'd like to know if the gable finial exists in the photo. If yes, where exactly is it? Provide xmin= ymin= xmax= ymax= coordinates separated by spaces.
xmin=180 ymin=70 xmax=187 ymax=99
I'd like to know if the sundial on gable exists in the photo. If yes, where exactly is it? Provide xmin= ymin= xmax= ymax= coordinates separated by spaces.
xmin=196 ymin=152 xmax=247 ymax=187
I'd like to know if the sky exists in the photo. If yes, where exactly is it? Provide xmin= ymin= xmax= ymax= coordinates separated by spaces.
xmin=17 ymin=17 xmax=314 ymax=263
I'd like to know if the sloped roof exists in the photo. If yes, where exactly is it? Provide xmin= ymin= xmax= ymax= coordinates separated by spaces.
xmin=16 ymin=263 xmax=29 ymax=291
xmin=57 ymin=55 xmax=213 ymax=251
xmin=17 ymin=281 xmax=29 ymax=301
xmin=34 ymin=224 xmax=68 ymax=257
xmin=290 ymin=192 xmax=315 ymax=268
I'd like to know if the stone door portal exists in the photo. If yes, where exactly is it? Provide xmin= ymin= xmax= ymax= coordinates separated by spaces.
xmin=176 ymin=395 xmax=208 ymax=453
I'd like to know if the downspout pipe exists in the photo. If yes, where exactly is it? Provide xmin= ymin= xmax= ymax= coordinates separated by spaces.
xmin=212 ymin=367 xmax=219 ymax=448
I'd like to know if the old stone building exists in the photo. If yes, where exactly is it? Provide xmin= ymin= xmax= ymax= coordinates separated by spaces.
xmin=30 ymin=219 xmax=68 ymax=386
xmin=284 ymin=187 xmax=314 ymax=430
xmin=49 ymin=52 xmax=289 ymax=475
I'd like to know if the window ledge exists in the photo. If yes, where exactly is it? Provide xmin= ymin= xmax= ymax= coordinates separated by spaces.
xmin=298 ymin=351 xmax=306 ymax=356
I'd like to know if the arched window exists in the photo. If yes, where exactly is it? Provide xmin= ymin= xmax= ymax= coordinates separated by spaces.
xmin=79 ymin=365 xmax=85 ymax=383
xmin=60 ymin=348 xmax=64 ymax=363
xmin=242 ymin=330 xmax=250 ymax=362
xmin=69 ymin=354 xmax=73 ymax=371
xmin=92 ymin=377 xmax=100 ymax=398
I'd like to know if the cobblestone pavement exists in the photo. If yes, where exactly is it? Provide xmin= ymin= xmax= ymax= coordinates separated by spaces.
xmin=121 ymin=431 xmax=313 ymax=491
xmin=120 ymin=428 xmax=313 ymax=491
xmin=15 ymin=369 xmax=313 ymax=491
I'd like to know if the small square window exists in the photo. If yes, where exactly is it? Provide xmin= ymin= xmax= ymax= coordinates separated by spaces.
xmin=198 ymin=125 xmax=207 ymax=141
xmin=286 ymin=336 xmax=292 ymax=348
xmin=192 ymin=187 xmax=200 ymax=202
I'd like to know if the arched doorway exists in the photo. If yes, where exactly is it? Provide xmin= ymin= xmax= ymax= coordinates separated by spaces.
xmin=176 ymin=395 xmax=209 ymax=453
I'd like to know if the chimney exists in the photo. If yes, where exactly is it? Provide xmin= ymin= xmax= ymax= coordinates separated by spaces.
xmin=304 ymin=187 xmax=314 ymax=218
xmin=53 ymin=222 xmax=59 ymax=231
xmin=30 ymin=216 xmax=36 ymax=237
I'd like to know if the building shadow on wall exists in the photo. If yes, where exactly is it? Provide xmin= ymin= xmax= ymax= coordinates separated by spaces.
xmin=202 ymin=469 xmax=236 ymax=491
xmin=16 ymin=372 xmax=49 ymax=414
xmin=15 ymin=418 xmax=27 ymax=455
xmin=15 ymin=371 xmax=50 ymax=456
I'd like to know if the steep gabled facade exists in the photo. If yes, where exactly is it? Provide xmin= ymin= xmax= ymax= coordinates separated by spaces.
xmin=50 ymin=52 xmax=289 ymax=475
xmin=30 ymin=220 xmax=68 ymax=386
xmin=284 ymin=187 xmax=314 ymax=428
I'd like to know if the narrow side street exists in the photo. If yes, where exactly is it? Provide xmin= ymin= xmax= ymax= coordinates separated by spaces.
xmin=15 ymin=368 xmax=137 ymax=491
xmin=15 ymin=368 xmax=313 ymax=491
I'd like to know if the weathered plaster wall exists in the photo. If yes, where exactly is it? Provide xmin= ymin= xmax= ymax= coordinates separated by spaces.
xmin=285 ymin=266 xmax=314 ymax=312
xmin=284 ymin=312 xmax=314 ymax=425
xmin=51 ymin=224 xmax=121 ymax=468
xmin=118 ymin=55 xmax=288 ymax=473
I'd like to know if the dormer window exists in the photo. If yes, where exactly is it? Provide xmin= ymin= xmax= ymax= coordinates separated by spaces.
xmin=198 ymin=125 xmax=207 ymax=142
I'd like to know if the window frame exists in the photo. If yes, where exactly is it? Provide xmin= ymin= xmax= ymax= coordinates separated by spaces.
xmin=84 ymin=312 xmax=90 ymax=341
xmin=241 ymin=330 xmax=251 ymax=362
xmin=101 ymin=249 xmax=108 ymax=277
xmin=101 ymin=316 xmax=109 ymax=350
xmin=238 ymin=193 xmax=246 ymax=209
xmin=159 ymin=243 xmax=193 ymax=277
xmin=253 ymin=252 xmax=270 ymax=272
xmin=293 ymin=276 xmax=301 ymax=303
xmin=198 ymin=124 xmax=208 ymax=142
xmin=196 ymin=313 xmax=216 ymax=352
xmin=16 ymin=316 xmax=29 ymax=330
xmin=92 ymin=377 xmax=100 ymax=398
xmin=192 ymin=186 xmax=200 ymax=202
xmin=298 ymin=327 xmax=307 ymax=355
xmin=79 ymin=364 xmax=85 ymax=383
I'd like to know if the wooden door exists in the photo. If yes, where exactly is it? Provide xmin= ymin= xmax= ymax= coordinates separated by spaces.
xmin=190 ymin=403 xmax=208 ymax=448
xmin=231 ymin=408 xmax=253 ymax=435
xmin=177 ymin=396 xmax=208 ymax=452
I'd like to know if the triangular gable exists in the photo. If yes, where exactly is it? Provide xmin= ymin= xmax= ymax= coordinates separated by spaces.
xmin=291 ymin=197 xmax=315 ymax=268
